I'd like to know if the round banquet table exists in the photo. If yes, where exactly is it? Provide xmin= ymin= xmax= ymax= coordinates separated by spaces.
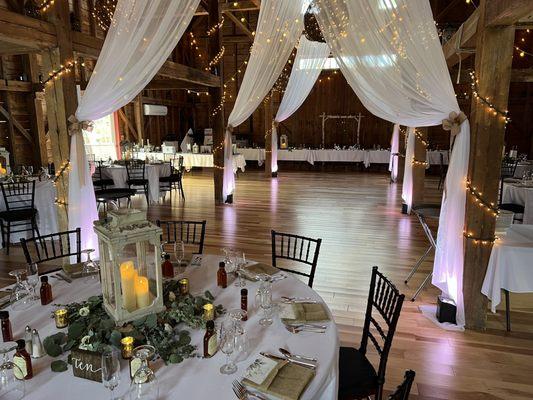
xmin=100 ymin=164 xmax=171 ymax=204
xmin=0 ymin=179 xmax=58 ymax=249
xmin=6 ymin=255 xmax=339 ymax=400
xmin=502 ymin=182 xmax=533 ymax=224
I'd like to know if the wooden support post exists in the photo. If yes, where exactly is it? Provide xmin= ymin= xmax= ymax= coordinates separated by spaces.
xmin=24 ymin=54 xmax=47 ymax=167
xmin=264 ymin=96 xmax=273 ymax=177
xmin=1 ymin=92 xmax=17 ymax=168
xmin=397 ymin=127 xmax=406 ymax=183
xmin=463 ymin=1 xmax=515 ymax=330
xmin=207 ymin=0 xmax=226 ymax=204
xmin=133 ymin=95 xmax=144 ymax=144
xmin=411 ymin=127 xmax=427 ymax=208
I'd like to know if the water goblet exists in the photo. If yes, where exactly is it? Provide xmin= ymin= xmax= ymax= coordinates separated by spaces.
xmin=101 ymin=349 xmax=121 ymax=400
xmin=8 ymin=270 xmax=32 ymax=311
xmin=0 ymin=343 xmax=25 ymax=400
xmin=26 ymin=263 xmax=39 ymax=301
xmin=129 ymin=345 xmax=158 ymax=400
xmin=219 ymin=325 xmax=237 ymax=375
xmin=234 ymin=252 xmax=247 ymax=287
xmin=174 ymin=240 xmax=185 ymax=270
xmin=256 ymin=275 xmax=273 ymax=326
xmin=81 ymin=249 xmax=100 ymax=282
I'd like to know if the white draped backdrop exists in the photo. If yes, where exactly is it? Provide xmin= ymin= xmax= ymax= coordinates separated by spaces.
xmin=315 ymin=0 xmax=469 ymax=327
xmin=69 ymin=0 xmax=200 ymax=253
xmin=223 ymin=0 xmax=308 ymax=201
xmin=389 ymin=124 xmax=400 ymax=182
xmin=402 ymin=127 xmax=415 ymax=213
xmin=272 ymin=36 xmax=330 ymax=174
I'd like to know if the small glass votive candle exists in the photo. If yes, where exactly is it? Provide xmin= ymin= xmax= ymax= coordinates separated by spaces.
xmin=178 ymin=278 xmax=189 ymax=296
xmin=121 ymin=336 xmax=134 ymax=359
xmin=203 ymin=303 xmax=214 ymax=321
xmin=54 ymin=308 xmax=68 ymax=328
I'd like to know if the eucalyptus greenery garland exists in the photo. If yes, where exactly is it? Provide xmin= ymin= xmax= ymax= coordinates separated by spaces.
xmin=44 ymin=280 xmax=225 ymax=371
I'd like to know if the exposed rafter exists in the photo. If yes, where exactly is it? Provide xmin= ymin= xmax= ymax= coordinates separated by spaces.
xmin=224 ymin=11 xmax=254 ymax=40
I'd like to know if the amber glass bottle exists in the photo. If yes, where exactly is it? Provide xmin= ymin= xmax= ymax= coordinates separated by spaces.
xmin=203 ymin=320 xmax=217 ymax=358
xmin=162 ymin=254 xmax=174 ymax=278
xmin=217 ymin=262 xmax=227 ymax=288
xmin=241 ymin=289 xmax=248 ymax=321
xmin=40 ymin=276 xmax=52 ymax=305
xmin=13 ymin=340 xmax=33 ymax=380
xmin=0 ymin=311 xmax=13 ymax=342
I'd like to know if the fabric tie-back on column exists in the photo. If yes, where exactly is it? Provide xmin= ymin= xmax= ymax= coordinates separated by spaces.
xmin=272 ymin=35 xmax=330 ymax=174
xmin=315 ymin=0 xmax=468 ymax=327
xmin=223 ymin=0 xmax=307 ymax=201
xmin=69 ymin=0 xmax=200 ymax=255
xmin=389 ymin=124 xmax=400 ymax=182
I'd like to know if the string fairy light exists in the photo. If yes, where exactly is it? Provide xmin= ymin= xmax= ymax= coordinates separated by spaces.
xmin=186 ymin=89 xmax=209 ymax=97
xmin=207 ymin=46 xmax=225 ymax=70
xmin=414 ymin=130 xmax=429 ymax=148
xmin=469 ymin=71 xmax=511 ymax=125
xmin=463 ymin=232 xmax=498 ymax=246
xmin=41 ymin=60 xmax=85 ymax=91
xmin=92 ymin=0 xmax=117 ymax=31
xmin=411 ymin=157 xmax=428 ymax=167
xmin=38 ymin=0 xmax=55 ymax=12
xmin=207 ymin=16 xmax=225 ymax=36
xmin=466 ymin=180 xmax=499 ymax=216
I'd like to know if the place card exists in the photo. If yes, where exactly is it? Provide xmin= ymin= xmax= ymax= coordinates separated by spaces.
xmin=190 ymin=254 xmax=202 ymax=267
xmin=279 ymin=303 xmax=298 ymax=320
xmin=243 ymin=355 xmax=279 ymax=385
xmin=71 ymin=349 xmax=102 ymax=382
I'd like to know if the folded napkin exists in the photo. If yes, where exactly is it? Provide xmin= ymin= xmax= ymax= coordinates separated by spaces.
xmin=280 ymin=302 xmax=330 ymax=324
xmin=244 ymin=357 xmax=315 ymax=400
xmin=243 ymin=262 xmax=279 ymax=278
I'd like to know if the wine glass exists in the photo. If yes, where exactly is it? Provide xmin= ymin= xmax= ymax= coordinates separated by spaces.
xmin=129 ymin=345 xmax=158 ymax=400
xmin=101 ymin=349 xmax=121 ymax=400
xmin=8 ymin=270 xmax=32 ymax=311
xmin=234 ymin=252 xmax=247 ymax=288
xmin=219 ymin=323 xmax=237 ymax=375
xmin=0 ymin=343 xmax=25 ymax=400
xmin=174 ymin=240 xmax=185 ymax=270
xmin=81 ymin=249 xmax=100 ymax=282
xmin=256 ymin=275 xmax=273 ymax=326
xmin=228 ymin=309 xmax=248 ymax=362
xmin=26 ymin=263 xmax=39 ymax=301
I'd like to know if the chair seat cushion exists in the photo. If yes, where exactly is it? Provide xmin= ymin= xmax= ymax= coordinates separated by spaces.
xmin=95 ymin=188 xmax=136 ymax=201
xmin=338 ymin=347 xmax=378 ymax=399
xmin=93 ymin=178 xmax=114 ymax=187
xmin=127 ymin=179 xmax=148 ymax=186
xmin=0 ymin=208 xmax=37 ymax=222
xmin=159 ymin=174 xmax=181 ymax=183
xmin=500 ymin=203 xmax=525 ymax=214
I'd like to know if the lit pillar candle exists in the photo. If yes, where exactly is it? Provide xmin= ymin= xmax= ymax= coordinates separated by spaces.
xmin=120 ymin=261 xmax=137 ymax=312
xmin=135 ymin=276 xmax=150 ymax=309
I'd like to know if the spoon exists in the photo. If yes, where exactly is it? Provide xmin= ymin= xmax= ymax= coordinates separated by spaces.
xmin=278 ymin=348 xmax=318 ymax=363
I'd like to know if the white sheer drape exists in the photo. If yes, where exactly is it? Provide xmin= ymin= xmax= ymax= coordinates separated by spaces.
xmin=272 ymin=36 xmax=330 ymax=174
xmin=223 ymin=0 xmax=307 ymax=200
xmin=316 ymin=0 xmax=469 ymax=326
xmin=69 ymin=0 xmax=200 ymax=252
xmin=389 ymin=124 xmax=400 ymax=182
xmin=402 ymin=127 xmax=415 ymax=212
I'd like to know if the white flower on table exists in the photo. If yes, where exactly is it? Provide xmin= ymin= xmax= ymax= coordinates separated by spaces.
xmin=78 ymin=335 xmax=94 ymax=351
xmin=79 ymin=306 xmax=90 ymax=317
xmin=164 ymin=323 xmax=173 ymax=334
xmin=168 ymin=291 xmax=176 ymax=302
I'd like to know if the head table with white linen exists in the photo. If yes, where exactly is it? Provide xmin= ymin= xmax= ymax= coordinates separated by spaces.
xmin=6 ymin=254 xmax=339 ymax=400
xmin=502 ymin=182 xmax=533 ymax=224
xmin=482 ymin=225 xmax=533 ymax=312
xmin=0 ymin=179 xmax=58 ymax=249
xmin=133 ymin=151 xmax=247 ymax=173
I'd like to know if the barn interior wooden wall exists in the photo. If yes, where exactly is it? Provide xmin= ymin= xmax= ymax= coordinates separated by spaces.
xmin=0 ymin=0 xmax=532 ymax=170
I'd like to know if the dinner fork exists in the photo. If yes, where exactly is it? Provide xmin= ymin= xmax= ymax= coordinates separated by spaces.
xmin=232 ymin=380 xmax=268 ymax=400
xmin=285 ymin=325 xmax=326 ymax=334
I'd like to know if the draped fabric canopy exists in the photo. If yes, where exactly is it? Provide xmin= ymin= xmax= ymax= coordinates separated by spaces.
xmin=271 ymin=36 xmax=330 ymax=173
xmin=389 ymin=124 xmax=400 ymax=182
xmin=69 ymin=0 xmax=200 ymax=252
xmin=222 ymin=0 xmax=308 ymax=201
xmin=315 ymin=0 xmax=469 ymax=327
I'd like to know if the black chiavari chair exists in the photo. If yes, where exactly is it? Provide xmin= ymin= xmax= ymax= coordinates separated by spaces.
xmin=92 ymin=160 xmax=114 ymax=190
xmin=271 ymin=230 xmax=322 ymax=288
xmin=388 ymin=370 xmax=415 ymax=400
xmin=499 ymin=159 xmax=524 ymax=222
xmin=156 ymin=220 xmax=206 ymax=254
xmin=0 ymin=181 xmax=40 ymax=254
xmin=126 ymin=159 xmax=149 ymax=204
xmin=339 ymin=266 xmax=405 ymax=400
xmin=437 ymin=152 xmax=448 ymax=190
xmin=159 ymin=155 xmax=185 ymax=201
xmin=20 ymin=228 xmax=82 ymax=274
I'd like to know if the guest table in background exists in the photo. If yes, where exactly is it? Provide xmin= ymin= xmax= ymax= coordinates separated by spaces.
xmin=514 ymin=161 xmax=533 ymax=179
xmin=0 ymin=179 xmax=58 ymax=248
xmin=6 ymin=254 xmax=339 ymax=399
xmin=134 ymin=152 xmax=247 ymax=173
xmin=502 ymin=182 xmax=533 ymax=224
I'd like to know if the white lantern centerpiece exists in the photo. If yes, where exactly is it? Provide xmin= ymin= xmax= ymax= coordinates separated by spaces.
xmin=94 ymin=209 xmax=165 ymax=324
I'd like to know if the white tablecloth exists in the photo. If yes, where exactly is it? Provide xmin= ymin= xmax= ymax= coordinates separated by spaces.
xmin=502 ymin=182 xmax=533 ymax=224
xmin=239 ymin=148 xmax=266 ymax=166
xmin=175 ymin=153 xmax=246 ymax=173
xmin=0 ymin=180 xmax=58 ymax=248
xmin=514 ymin=162 xmax=533 ymax=178
xmin=482 ymin=225 xmax=533 ymax=312
xmin=100 ymin=164 xmax=171 ymax=204
xmin=426 ymin=150 xmax=449 ymax=166
xmin=8 ymin=255 xmax=339 ymax=400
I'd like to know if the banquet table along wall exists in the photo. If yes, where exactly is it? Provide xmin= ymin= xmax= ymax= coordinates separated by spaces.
xmin=134 ymin=152 xmax=247 ymax=173
xmin=7 ymin=255 xmax=339 ymax=399
xmin=0 ymin=180 xmax=58 ymax=249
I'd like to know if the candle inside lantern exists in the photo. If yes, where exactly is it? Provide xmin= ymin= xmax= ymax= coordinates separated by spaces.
xmin=54 ymin=308 xmax=68 ymax=328
xmin=178 ymin=278 xmax=189 ymax=295
xmin=203 ymin=303 xmax=214 ymax=321
xmin=121 ymin=336 xmax=134 ymax=359
xmin=120 ymin=261 xmax=137 ymax=312
xmin=135 ymin=276 xmax=150 ymax=309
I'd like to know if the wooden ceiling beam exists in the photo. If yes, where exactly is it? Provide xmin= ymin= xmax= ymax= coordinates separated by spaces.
xmin=146 ymin=80 xmax=208 ymax=91
xmin=485 ymin=0 xmax=533 ymax=27
xmin=221 ymin=1 xmax=259 ymax=12
xmin=0 ymin=80 xmax=33 ymax=92
xmin=510 ymin=68 xmax=533 ymax=82
xmin=224 ymin=11 xmax=254 ymax=40
xmin=442 ymin=8 xmax=479 ymax=67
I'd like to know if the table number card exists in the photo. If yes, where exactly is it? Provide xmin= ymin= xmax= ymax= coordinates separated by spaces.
xmin=71 ymin=349 xmax=102 ymax=382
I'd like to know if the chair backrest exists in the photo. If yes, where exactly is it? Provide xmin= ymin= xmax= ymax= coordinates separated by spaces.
xmin=271 ymin=230 xmax=322 ymax=287
xmin=360 ymin=267 xmax=405 ymax=396
xmin=156 ymin=220 xmax=206 ymax=254
xmin=1 ymin=181 xmax=36 ymax=211
xmin=92 ymin=161 xmax=105 ymax=181
xmin=388 ymin=370 xmax=415 ymax=400
xmin=171 ymin=155 xmax=184 ymax=174
xmin=126 ymin=159 xmax=146 ymax=180
xmin=20 ymin=228 xmax=82 ymax=268
xmin=500 ymin=159 xmax=519 ymax=204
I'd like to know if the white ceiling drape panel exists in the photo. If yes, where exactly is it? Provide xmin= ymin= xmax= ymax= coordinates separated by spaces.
xmin=401 ymin=127 xmax=415 ymax=212
xmin=389 ymin=123 xmax=400 ymax=182
xmin=223 ymin=0 xmax=308 ymax=200
xmin=69 ymin=0 xmax=200 ymax=253
xmin=316 ymin=0 xmax=469 ymax=328
xmin=272 ymin=36 xmax=330 ymax=173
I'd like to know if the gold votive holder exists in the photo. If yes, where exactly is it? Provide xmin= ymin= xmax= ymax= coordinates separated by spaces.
xmin=121 ymin=336 xmax=134 ymax=359
xmin=203 ymin=303 xmax=214 ymax=321
xmin=178 ymin=278 xmax=189 ymax=296
xmin=54 ymin=308 xmax=68 ymax=329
